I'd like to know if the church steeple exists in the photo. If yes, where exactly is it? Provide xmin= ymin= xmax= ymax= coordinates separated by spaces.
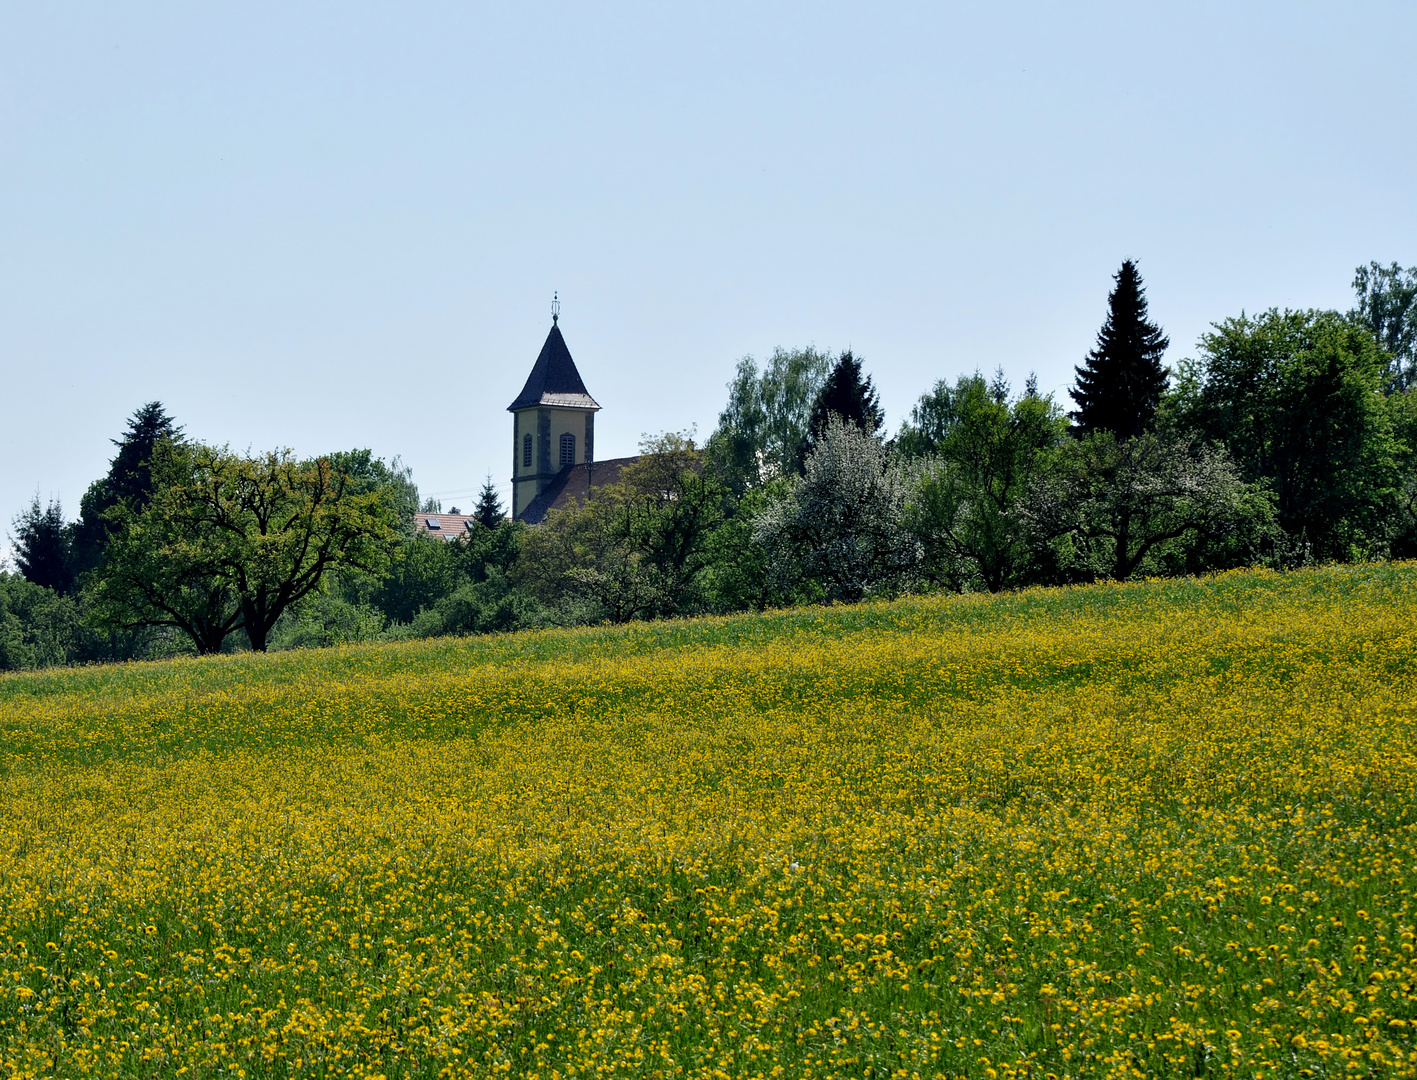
xmin=506 ymin=322 xmax=600 ymax=412
xmin=508 ymin=310 xmax=601 ymax=520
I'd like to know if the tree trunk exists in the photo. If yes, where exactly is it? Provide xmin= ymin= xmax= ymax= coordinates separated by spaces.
xmin=241 ymin=598 xmax=273 ymax=651
xmin=193 ymin=624 xmax=228 ymax=656
xmin=244 ymin=615 xmax=270 ymax=652
xmin=1113 ymin=513 xmax=1131 ymax=581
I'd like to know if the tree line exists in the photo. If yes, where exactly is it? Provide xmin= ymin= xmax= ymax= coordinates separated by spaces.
xmin=4 ymin=259 xmax=1415 ymax=669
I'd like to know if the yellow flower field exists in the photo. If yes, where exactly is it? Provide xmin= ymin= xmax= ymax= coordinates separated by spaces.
xmin=0 ymin=565 xmax=1414 ymax=1079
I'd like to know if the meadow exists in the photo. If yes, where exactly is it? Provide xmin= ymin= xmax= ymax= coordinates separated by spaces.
xmin=0 ymin=565 xmax=1414 ymax=1080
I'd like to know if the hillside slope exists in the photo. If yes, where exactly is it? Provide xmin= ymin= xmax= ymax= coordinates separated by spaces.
xmin=1 ymin=566 xmax=1415 ymax=1077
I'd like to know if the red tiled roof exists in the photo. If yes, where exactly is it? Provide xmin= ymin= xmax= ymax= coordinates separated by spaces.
xmin=413 ymin=512 xmax=482 ymax=539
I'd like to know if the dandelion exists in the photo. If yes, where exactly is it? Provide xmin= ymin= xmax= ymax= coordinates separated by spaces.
xmin=0 ymin=564 xmax=1413 ymax=1077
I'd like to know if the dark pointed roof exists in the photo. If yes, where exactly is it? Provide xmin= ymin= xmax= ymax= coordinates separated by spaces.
xmin=507 ymin=323 xmax=601 ymax=412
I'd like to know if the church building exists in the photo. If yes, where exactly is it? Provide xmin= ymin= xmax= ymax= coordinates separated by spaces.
xmin=507 ymin=303 xmax=636 ymax=523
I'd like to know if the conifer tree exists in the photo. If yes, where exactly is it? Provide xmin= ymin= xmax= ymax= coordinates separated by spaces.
xmin=1071 ymin=261 xmax=1170 ymax=439
xmin=71 ymin=402 xmax=184 ymax=573
xmin=807 ymin=350 xmax=885 ymax=440
xmin=474 ymin=475 xmax=506 ymax=529
xmin=11 ymin=496 xmax=75 ymax=595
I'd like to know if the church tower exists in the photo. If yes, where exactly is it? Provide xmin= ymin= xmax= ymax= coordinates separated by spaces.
xmin=508 ymin=301 xmax=600 ymax=520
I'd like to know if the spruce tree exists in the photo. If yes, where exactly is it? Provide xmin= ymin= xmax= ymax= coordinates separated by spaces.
xmin=71 ymin=402 xmax=183 ymax=573
xmin=11 ymin=496 xmax=75 ymax=594
xmin=474 ymin=475 xmax=506 ymax=528
xmin=807 ymin=350 xmax=885 ymax=440
xmin=1071 ymin=260 xmax=1170 ymax=439
xmin=109 ymin=402 xmax=182 ymax=505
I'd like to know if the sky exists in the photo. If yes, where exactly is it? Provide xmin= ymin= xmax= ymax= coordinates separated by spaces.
xmin=2 ymin=1 xmax=1415 ymax=540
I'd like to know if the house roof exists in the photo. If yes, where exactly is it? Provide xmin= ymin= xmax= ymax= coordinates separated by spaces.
xmin=413 ymin=512 xmax=483 ymax=539
xmin=518 ymin=457 xmax=639 ymax=524
xmin=507 ymin=323 xmax=600 ymax=412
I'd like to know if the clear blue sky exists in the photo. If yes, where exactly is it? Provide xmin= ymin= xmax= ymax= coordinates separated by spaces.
xmin=2 ymin=1 xmax=1414 ymax=535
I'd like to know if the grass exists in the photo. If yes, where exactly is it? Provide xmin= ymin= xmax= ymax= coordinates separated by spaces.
xmin=0 ymin=565 xmax=1414 ymax=1078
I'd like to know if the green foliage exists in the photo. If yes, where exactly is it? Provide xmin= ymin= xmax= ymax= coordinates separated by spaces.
xmin=89 ymin=443 xmax=402 ymax=653
xmin=1385 ymin=388 xmax=1417 ymax=557
xmin=269 ymin=586 xmax=387 ymax=650
xmin=900 ymin=373 xmax=1068 ymax=591
xmin=428 ymin=518 xmax=526 ymax=634
xmin=370 ymin=533 xmax=461 ymax=625
xmin=9 ymin=496 xmax=74 ymax=595
xmin=1022 ymin=430 xmax=1268 ymax=581
xmin=1172 ymin=308 xmax=1397 ymax=560
xmin=327 ymin=450 xmax=420 ymax=533
xmin=319 ymin=520 xmax=528 ymax=643
xmin=698 ymin=482 xmax=803 ymax=613
xmin=705 ymin=347 xmax=832 ymax=491
xmin=1071 ymin=260 xmax=1170 ymax=438
xmin=0 ymin=573 xmax=82 ymax=670
xmin=474 ymin=475 xmax=506 ymax=528
xmin=1352 ymin=260 xmax=1417 ymax=392
xmin=71 ymin=402 xmax=183 ymax=575
xmin=514 ymin=502 xmax=624 ymax=625
xmin=805 ymin=349 xmax=884 ymax=440
xmin=518 ymin=433 xmax=726 ymax=622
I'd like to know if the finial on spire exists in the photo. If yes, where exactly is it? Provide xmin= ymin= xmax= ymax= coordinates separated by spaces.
xmin=551 ymin=292 xmax=560 ymax=325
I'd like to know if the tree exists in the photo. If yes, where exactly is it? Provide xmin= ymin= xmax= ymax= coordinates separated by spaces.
xmin=327 ymin=449 xmax=420 ymax=528
xmin=90 ymin=442 xmax=401 ymax=653
xmin=754 ymin=418 xmax=918 ymax=603
xmin=368 ymin=532 xmax=460 ymax=626
xmin=698 ymin=481 xmax=797 ymax=613
xmin=10 ymin=496 xmax=75 ymax=595
xmin=432 ymin=515 xmax=525 ymax=634
xmin=896 ymin=379 xmax=961 ymax=461
xmin=518 ymin=432 xmax=726 ymax=622
xmin=1386 ymin=389 xmax=1417 ymax=558
xmin=1351 ymin=261 xmax=1417 ymax=393
xmin=900 ymin=373 xmax=1068 ymax=592
xmin=603 ymin=433 xmax=727 ymax=617
xmin=474 ymin=475 xmax=506 ymax=528
xmin=897 ymin=368 xmax=1011 ymax=460
xmin=344 ymin=512 xmax=527 ymax=640
xmin=1071 ymin=260 xmax=1170 ymax=439
xmin=897 ymin=367 xmax=1029 ymax=459
xmin=1022 ymin=431 xmax=1259 ymax=582
xmin=705 ymin=347 xmax=832 ymax=491
xmin=0 ymin=572 xmax=82 ymax=670
xmin=272 ymin=451 xmax=486 ymax=647
xmin=806 ymin=350 xmax=884 ymax=440
xmin=1170 ymin=308 xmax=1396 ymax=559
xmin=516 ymin=498 xmax=639 ymax=624
xmin=71 ymin=402 xmax=183 ymax=574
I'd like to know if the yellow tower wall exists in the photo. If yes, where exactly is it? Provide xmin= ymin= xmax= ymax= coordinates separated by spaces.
xmin=511 ymin=407 xmax=596 ymax=519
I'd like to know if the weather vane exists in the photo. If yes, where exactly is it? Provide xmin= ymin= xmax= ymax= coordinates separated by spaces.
xmin=552 ymin=292 xmax=560 ymax=325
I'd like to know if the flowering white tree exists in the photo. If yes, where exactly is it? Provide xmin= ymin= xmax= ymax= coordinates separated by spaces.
xmin=753 ymin=418 xmax=919 ymax=603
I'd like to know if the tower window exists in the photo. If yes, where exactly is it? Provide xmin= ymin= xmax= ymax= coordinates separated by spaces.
xmin=560 ymin=432 xmax=576 ymax=467
xmin=522 ymin=433 xmax=532 ymax=468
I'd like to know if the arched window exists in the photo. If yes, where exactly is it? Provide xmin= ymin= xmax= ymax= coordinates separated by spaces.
xmin=560 ymin=432 xmax=576 ymax=467
xmin=522 ymin=433 xmax=532 ymax=468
